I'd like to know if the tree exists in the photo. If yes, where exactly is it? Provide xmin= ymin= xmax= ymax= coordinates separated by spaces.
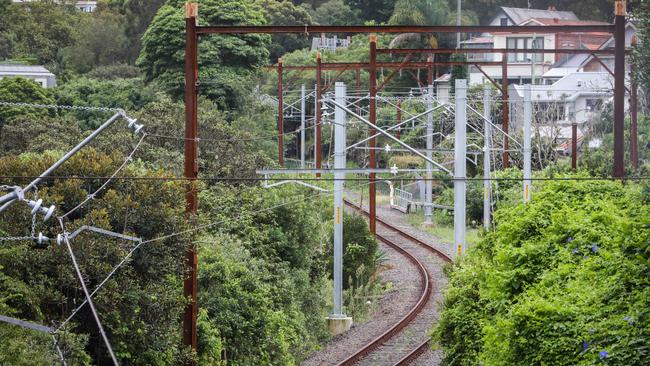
xmin=255 ymin=0 xmax=313 ymax=61
xmin=449 ymin=53 xmax=468 ymax=93
xmin=137 ymin=0 xmax=270 ymax=109
xmin=304 ymin=0 xmax=361 ymax=26
xmin=0 ymin=149 xmax=191 ymax=365
xmin=635 ymin=0 xmax=649 ymax=92
xmin=60 ymin=9 xmax=129 ymax=73
xmin=344 ymin=0 xmax=397 ymax=23
xmin=0 ymin=77 xmax=55 ymax=128
xmin=54 ymin=77 xmax=156 ymax=129
xmin=0 ymin=2 xmax=79 ymax=66
xmin=103 ymin=0 xmax=167 ymax=63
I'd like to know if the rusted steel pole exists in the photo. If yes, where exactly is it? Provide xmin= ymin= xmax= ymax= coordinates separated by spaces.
xmin=316 ymin=52 xmax=322 ymax=177
xmin=396 ymin=100 xmax=402 ymax=140
xmin=501 ymin=52 xmax=510 ymax=168
xmin=427 ymin=56 xmax=434 ymax=85
xmin=183 ymin=3 xmax=198 ymax=362
xmin=278 ymin=58 xmax=284 ymax=167
xmin=630 ymin=37 xmax=638 ymax=170
xmin=572 ymin=122 xmax=578 ymax=170
xmin=613 ymin=0 xmax=626 ymax=179
xmin=369 ymin=35 xmax=377 ymax=234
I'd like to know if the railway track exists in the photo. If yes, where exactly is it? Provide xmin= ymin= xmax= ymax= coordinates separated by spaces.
xmin=340 ymin=199 xmax=452 ymax=366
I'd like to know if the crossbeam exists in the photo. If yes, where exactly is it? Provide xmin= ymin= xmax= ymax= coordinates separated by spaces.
xmin=197 ymin=25 xmax=614 ymax=35
xmin=377 ymin=48 xmax=622 ymax=55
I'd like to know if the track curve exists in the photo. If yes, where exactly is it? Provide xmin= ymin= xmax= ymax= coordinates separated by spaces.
xmin=340 ymin=199 xmax=452 ymax=366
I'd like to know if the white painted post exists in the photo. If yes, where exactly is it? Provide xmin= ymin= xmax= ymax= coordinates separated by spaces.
xmin=424 ymin=84 xmax=434 ymax=226
xmin=300 ymin=84 xmax=306 ymax=168
xmin=454 ymin=80 xmax=467 ymax=256
xmin=332 ymin=82 xmax=347 ymax=317
xmin=523 ymin=84 xmax=532 ymax=203
xmin=483 ymin=86 xmax=492 ymax=229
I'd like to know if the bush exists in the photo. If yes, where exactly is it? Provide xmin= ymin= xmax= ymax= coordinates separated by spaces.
xmin=433 ymin=178 xmax=650 ymax=365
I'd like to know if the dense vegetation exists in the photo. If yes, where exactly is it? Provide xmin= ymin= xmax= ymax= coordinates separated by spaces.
xmin=1 ymin=0 xmax=647 ymax=365
xmin=434 ymin=178 xmax=650 ymax=365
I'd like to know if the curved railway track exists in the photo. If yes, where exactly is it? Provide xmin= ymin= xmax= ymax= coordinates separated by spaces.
xmin=340 ymin=199 xmax=452 ymax=366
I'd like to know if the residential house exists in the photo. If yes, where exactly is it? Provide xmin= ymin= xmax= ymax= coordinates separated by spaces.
xmin=0 ymin=64 xmax=57 ymax=88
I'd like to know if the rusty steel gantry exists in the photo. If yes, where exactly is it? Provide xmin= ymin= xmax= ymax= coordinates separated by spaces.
xmin=183 ymin=1 xmax=631 ymax=362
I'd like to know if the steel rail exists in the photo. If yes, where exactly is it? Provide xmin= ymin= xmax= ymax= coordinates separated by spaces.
xmin=340 ymin=199 xmax=452 ymax=365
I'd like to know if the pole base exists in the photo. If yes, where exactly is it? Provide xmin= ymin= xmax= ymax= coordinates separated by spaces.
xmin=326 ymin=316 xmax=353 ymax=336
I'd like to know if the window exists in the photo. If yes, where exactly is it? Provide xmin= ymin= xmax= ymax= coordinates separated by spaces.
xmin=506 ymin=37 xmax=544 ymax=63
xmin=500 ymin=18 xmax=508 ymax=26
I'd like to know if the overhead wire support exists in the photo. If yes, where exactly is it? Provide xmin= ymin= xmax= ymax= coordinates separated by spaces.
xmin=58 ymin=218 xmax=119 ymax=366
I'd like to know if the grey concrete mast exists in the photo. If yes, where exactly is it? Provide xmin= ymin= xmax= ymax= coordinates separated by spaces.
xmin=327 ymin=82 xmax=353 ymax=335
xmin=483 ymin=86 xmax=492 ymax=229
xmin=454 ymin=80 xmax=467 ymax=256
xmin=301 ymin=84 xmax=306 ymax=168
xmin=523 ymin=84 xmax=532 ymax=203
xmin=424 ymin=85 xmax=434 ymax=226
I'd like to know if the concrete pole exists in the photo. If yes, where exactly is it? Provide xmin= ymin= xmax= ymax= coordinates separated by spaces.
xmin=396 ymin=100 xmax=402 ymax=140
xmin=483 ymin=86 xmax=492 ymax=230
xmin=424 ymin=84 xmax=434 ymax=226
xmin=327 ymin=82 xmax=352 ymax=335
xmin=333 ymin=82 xmax=346 ymax=317
xmin=456 ymin=0 xmax=461 ymax=48
xmin=454 ymin=79 xmax=467 ymax=256
xmin=523 ymin=84 xmax=532 ymax=203
xmin=316 ymin=53 xmax=323 ymax=176
xmin=502 ymin=53 xmax=510 ymax=168
xmin=278 ymin=58 xmax=284 ymax=167
xmin=301 ymin=84 xmax=306 ymax=168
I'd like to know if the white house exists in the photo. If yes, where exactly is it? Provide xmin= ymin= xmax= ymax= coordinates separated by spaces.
xmin=0 ymin=64 xmax=57 ymax=88
xmin=488 ymin=6 xmax=578 ymax=27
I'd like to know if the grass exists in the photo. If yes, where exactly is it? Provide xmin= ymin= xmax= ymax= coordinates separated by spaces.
xmin=405 ymin=212 xmax=480 ymax=247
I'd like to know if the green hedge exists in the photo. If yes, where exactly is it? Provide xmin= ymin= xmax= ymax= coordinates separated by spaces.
xmin=434 ymin=178 xmax=650 ymax=365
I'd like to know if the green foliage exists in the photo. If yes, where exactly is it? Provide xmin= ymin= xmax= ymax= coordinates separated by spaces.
xmin=196 ymin=184 xmax=332 ymax=364
xmin=344 ymin=0 xmax=396 ymax=23
xmin=635 ymin=1 xmax=650 ymax=92
xmin=0 ymin=149 xmax=190 ymax=365
xmin=85 ymin=63 xmax=142 ymax=80
xmin=303 ymin=0 xmax=362 ymax=26
xmin=0 ymin=77 xmax=55 ymax=127
xmin=54 ymin=77 xmax=155 ymax=129
xmin=256 ymin=0 xmax=313 ymax=61
xmin=60 ymin=9 xmax=129 ymax=74
xmin=0 ymin=2 xmax=79 ymax=65
xmin=137 ymin=0 xmax=270 ymax=109
xmin=434 ymin=179 xmax=650 ymax=365
xmin=449 ymin=53 xmax=468 ymax=93
xmin=326 ymin=212 xmax=379 ymax=289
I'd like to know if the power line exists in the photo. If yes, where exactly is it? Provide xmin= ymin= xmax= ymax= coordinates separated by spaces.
xmin=1 ymin=175 xmax=648 ymax=182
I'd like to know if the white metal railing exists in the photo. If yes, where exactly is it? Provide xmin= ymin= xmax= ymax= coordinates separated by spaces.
xmin=392 ymin=187 xmax=413 ymax=213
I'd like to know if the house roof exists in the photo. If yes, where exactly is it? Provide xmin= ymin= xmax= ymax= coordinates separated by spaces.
xmin=0 ymin=64 xmax=54 ymax=76
xmin=527 ymin=18 xmax=609 ymax=26
xmin=500 ymin=7 xmax=578 ymax=25
xmin=460 ymin=37 xmax=493 ymax=44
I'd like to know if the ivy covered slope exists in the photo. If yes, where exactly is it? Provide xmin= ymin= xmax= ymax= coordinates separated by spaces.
xmin=434 ymin=179 xmax=650 ymax=366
